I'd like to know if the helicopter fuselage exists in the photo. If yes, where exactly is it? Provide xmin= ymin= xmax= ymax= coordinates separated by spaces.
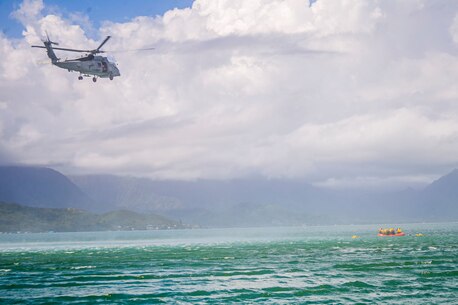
xmin=55 ymin=55 xmax=120 ymax=79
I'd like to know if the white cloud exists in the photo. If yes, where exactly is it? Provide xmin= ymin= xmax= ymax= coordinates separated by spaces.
xmin=313 ymin=174 xmax=436 ymax=190
xmin=10 ymin=0 xmax=43 ymax=26
xmin=1 ymin=0 xmax=458 ymax=189
xmin=450 ymin=13 xmax=458 ymax=44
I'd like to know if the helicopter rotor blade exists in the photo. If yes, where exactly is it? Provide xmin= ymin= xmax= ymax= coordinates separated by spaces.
xmin=106 ymin=47 xmax=155 ymax=53
xmin=32 ymin=45 xmax=87 ymax=52
xmin=93 ymin=36 xmax=111 ymax=53
xmin=50 ymin=46 xmax=92 ymax=53
xmin=32 ymin=35 xmax=153 ymax=55
xmin=36 ymin=59 xmax=52 ymax=66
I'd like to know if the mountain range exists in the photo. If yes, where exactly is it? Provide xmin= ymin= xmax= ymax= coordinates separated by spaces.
xmin=0 ymin=165 xmax=457 ymax=227
xmin=0 ymin=166 xmax=93 ymax=210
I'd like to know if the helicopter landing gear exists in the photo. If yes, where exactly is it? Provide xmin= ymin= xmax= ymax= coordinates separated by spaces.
xmin=92 ymin=77 xmax=97 ymax=83
xmin=78 ymin=76 xmax=83 ymax=80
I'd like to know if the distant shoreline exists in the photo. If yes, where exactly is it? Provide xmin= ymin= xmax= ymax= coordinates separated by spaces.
xmin=0 ymin=201 xmax=192 ymax=233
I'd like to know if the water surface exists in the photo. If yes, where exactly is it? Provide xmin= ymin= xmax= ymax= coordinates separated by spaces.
xmin=1 ymin=223 xmax=457 ymax=304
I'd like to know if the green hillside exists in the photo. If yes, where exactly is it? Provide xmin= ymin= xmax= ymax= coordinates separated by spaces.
xmin=0 ymin=202 xmax=183 ymax=233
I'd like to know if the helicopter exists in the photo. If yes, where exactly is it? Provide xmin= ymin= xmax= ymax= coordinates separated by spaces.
xmin=32 ymin=34 xmax=120 ymax=82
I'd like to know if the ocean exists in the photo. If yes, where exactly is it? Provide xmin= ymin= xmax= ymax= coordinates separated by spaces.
xmin=0 ymin=223 xmax=457 ymax=304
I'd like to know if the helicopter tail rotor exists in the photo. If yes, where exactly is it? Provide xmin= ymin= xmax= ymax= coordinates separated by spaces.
xmin=45 ymin=31 xmax=59 ymax=46
xmin=31 ymin=31 xmax=60 ymax=63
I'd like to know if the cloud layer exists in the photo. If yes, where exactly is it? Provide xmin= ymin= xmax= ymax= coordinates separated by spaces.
xmin=1 ymin=0 xmax=458 ymax=189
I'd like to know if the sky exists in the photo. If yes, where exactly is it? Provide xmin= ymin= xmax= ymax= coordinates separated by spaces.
xmin=1 ymin=0 xmax=458 ymax=190
xmin=0 ymin=0 xmax=194 ymax=37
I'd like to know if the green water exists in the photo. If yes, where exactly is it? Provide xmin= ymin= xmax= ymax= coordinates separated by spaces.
xmin=0 ymin=224 xmax=457 ymax=304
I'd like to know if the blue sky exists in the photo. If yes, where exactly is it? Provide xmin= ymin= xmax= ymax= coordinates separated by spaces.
xmin=0 ymin=0 xmax=194 ymax=38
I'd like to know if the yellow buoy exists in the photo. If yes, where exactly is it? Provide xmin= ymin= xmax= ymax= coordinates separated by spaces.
xmin=415 ymin=233 xmax=424 ymax=237
xmin=352 ymin=235 xmax=360 ymax=239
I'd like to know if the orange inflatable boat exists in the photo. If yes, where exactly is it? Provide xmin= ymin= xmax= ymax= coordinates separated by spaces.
xmin=378 ymin=232 xmax=405 ymax=237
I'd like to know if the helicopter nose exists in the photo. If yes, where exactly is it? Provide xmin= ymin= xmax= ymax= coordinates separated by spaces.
xmin=110 ymin=66 xmax=120 ymax=76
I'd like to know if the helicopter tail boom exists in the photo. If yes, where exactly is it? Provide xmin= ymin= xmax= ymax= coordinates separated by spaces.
xmin=32 ymin=41 xmax=59 ymax=63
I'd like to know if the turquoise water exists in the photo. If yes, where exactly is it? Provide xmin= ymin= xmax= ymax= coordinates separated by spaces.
xmin=0 ymin=223 xmax=457 ymax=304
